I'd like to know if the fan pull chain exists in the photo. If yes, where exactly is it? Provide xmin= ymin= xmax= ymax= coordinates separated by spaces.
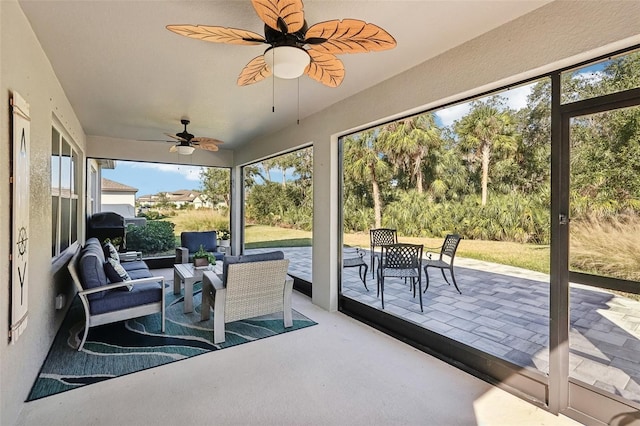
xmin=272 ymin=49 xmax=275 ymax=113
xmin=297 ymin=78 xmax=300 ymax=125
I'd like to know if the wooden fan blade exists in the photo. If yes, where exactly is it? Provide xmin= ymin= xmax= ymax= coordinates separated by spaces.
xmin=166 ymin=25 xmax=265 ymax=45
xmin=305 ymin=19 xmax=397 ymax=54
xmin=251 ymin=0 xmax=304 ymax=33
xmin=164 ymin=132 xmax=186 ymax=142
xmin=169 ymin=145 xmax=177 ymax=153
xmin=192 ymin=137 xmax=224 ymax=145
xmin=237 ymin=55 xmax=272 ymax=86
xmin=194 ymin=141 xmax=220 ymax=152
xmin=305 ymin=49 xmax=344 ymax=88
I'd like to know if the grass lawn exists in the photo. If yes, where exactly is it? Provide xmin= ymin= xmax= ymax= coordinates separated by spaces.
xmin=244 ymin=225 xmax=550 ymax=274
xmin=245 ymin=225 xmax=312 ymax=248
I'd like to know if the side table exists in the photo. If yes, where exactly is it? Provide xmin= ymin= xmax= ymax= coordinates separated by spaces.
xmin=174 ymin=263 xmax=207 ymax=313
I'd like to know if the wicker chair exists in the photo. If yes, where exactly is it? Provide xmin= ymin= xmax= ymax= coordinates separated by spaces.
xmin=369 ymin=228 xmax=398 ymax=278
xmin=200 ymin=252 xmax=293 ymax=344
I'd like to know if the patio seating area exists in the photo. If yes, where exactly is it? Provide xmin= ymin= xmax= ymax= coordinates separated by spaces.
xmin=246 ymin=246 xmax=640 ymax=403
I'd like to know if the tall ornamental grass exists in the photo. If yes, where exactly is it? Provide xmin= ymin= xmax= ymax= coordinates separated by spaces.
xmin=570 ymin=214 xmax=640 ymax=282
xmin=164 ymin=209 xmax=229 ymax=236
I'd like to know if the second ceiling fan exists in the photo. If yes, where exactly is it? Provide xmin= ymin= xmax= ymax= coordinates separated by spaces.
xmin=166 ymin=0 xmax=397 ymax=88
xmin=164 ymin=119 xmax=224 ymax=154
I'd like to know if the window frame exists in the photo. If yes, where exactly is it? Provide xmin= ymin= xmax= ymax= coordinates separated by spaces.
xmin=51 ymin=120 xmax=81 ymax=261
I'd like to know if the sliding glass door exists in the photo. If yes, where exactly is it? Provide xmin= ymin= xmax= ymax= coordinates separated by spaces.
xmin=558 ymin=87 xmax=640 ymax=419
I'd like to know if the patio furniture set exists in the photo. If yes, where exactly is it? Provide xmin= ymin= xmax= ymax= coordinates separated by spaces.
xmin=366 ymin=228 xmax=463 ymax=313
xmin=70 ymin=230 xmax=294 ymax=349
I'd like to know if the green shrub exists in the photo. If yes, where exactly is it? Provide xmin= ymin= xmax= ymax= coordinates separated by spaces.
xmin=126 ymin=221 xmax=176 ymax=254
xmin=140 ymin=210 xmax=166 ymax=220
xmin=343 ymin=194 xmax=373 ymax=232
xmin=382 ymin=191 xmax=550 ymax=244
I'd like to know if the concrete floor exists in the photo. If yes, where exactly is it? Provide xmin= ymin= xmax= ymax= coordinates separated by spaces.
xmin=17 ymin=291 xmax=579 ymax=426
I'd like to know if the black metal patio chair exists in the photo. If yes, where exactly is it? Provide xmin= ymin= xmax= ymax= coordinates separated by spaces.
xmin=369 ymin=228 xmax=398 ymax=278
xmin=343 ymin=247 xmax=369 ymax=290
xmin=423 ymin=234 xmax=463 ymax=294
xmin=377 ymin=243 xmax=424 ymax=312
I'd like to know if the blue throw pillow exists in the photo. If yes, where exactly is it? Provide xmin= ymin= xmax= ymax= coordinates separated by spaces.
xmin=103 ymin=241 xmax=120 ymax=263
xmin=104 ymin=258 xmax=133 ymax=291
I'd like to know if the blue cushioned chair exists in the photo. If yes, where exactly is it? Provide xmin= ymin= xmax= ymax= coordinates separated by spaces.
xmin=175 ymin=231 xmax=225 ymax=264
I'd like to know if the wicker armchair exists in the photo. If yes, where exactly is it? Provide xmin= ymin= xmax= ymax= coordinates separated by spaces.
xmin=200 ymin=252 xmax=292 ymax=344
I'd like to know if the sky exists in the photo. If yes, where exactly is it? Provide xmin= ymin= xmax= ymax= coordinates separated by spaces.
xmin=101 ymin=160 xmax=288 ymax=197
xmin=101 ymin=162 xmax=206 ymax=197
xmin=434 ymin=83 xmax=532 ymax=127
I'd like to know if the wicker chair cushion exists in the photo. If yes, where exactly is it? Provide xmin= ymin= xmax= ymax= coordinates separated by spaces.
xmin=222 ymin=251 xmax=285 ymax=285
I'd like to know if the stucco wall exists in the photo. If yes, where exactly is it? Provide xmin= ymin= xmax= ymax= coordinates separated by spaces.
xmin=0 ymin=1 xmax=86 ymax=424
xmin=233 ymin=1 xmax=640 ymax=311
xmin=102 ymin=192 xmax=135 ymax=206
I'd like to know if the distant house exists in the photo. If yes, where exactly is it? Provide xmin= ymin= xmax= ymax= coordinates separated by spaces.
xmin=137 ymin=189 xmax=211 ymax=210
xmin=101 ymin=178 xmax=138 ymax=217
xmin=170 ymin=189 xmax=209 ymax=209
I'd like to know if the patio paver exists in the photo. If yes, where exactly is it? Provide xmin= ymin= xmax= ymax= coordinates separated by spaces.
xmin=246 ymin=246 xmax=640 ymax=403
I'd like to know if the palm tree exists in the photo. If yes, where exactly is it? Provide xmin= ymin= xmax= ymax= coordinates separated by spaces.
xmin=260 ymin=158 xmax=274 ymax=182
xmin=343 ymin=129 xmax=390 ymax=228
xmin=379 ymin=114 xmax=441 ymax=193
xmin=455 ymin=97 xmax=518 ymax=205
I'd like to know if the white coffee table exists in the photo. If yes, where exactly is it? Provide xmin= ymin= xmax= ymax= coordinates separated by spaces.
xmin=173 ymin=263 xmax=209 ymax=313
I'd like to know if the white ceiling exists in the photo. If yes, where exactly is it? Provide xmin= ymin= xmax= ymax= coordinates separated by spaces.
xmin=19 ymin=0 xmax=551 ymax=150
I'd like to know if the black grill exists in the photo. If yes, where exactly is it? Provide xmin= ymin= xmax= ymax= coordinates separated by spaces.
xmin=87 ymin=212 xmax=126 ymax=250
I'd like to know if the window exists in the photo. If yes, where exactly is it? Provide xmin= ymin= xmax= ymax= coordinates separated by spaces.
xmin=339 ymin=46 xmax=640 ymax=416
xmin=95 ymin=159 xmax=230 ymax=258
xmin=242 ymin=147 xmax=313 ymax=288
xmin=51 ymin=125 xmax=80 ymax=257
xmin=561 ymin=49 xmax=640 ymax=104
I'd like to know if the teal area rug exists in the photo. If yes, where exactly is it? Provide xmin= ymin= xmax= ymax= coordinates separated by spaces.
xmin=27 ymin=282 xmax=316 ymax=401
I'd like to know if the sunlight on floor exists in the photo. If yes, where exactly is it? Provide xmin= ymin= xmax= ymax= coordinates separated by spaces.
xmin=474 ymin=387 xmax=580 ymax=425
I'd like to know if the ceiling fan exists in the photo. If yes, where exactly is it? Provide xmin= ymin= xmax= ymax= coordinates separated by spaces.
xmin=166 ymin=0 xmax=397 ymax=88
xmin=162 ymin=119 xmax=224 ymax=155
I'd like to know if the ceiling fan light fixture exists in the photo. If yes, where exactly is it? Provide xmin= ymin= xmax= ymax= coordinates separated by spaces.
xmin=176 ymin=144 xmax=195 ymax=155
xmin=264 ymin=46 xmax=310 ymax=79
